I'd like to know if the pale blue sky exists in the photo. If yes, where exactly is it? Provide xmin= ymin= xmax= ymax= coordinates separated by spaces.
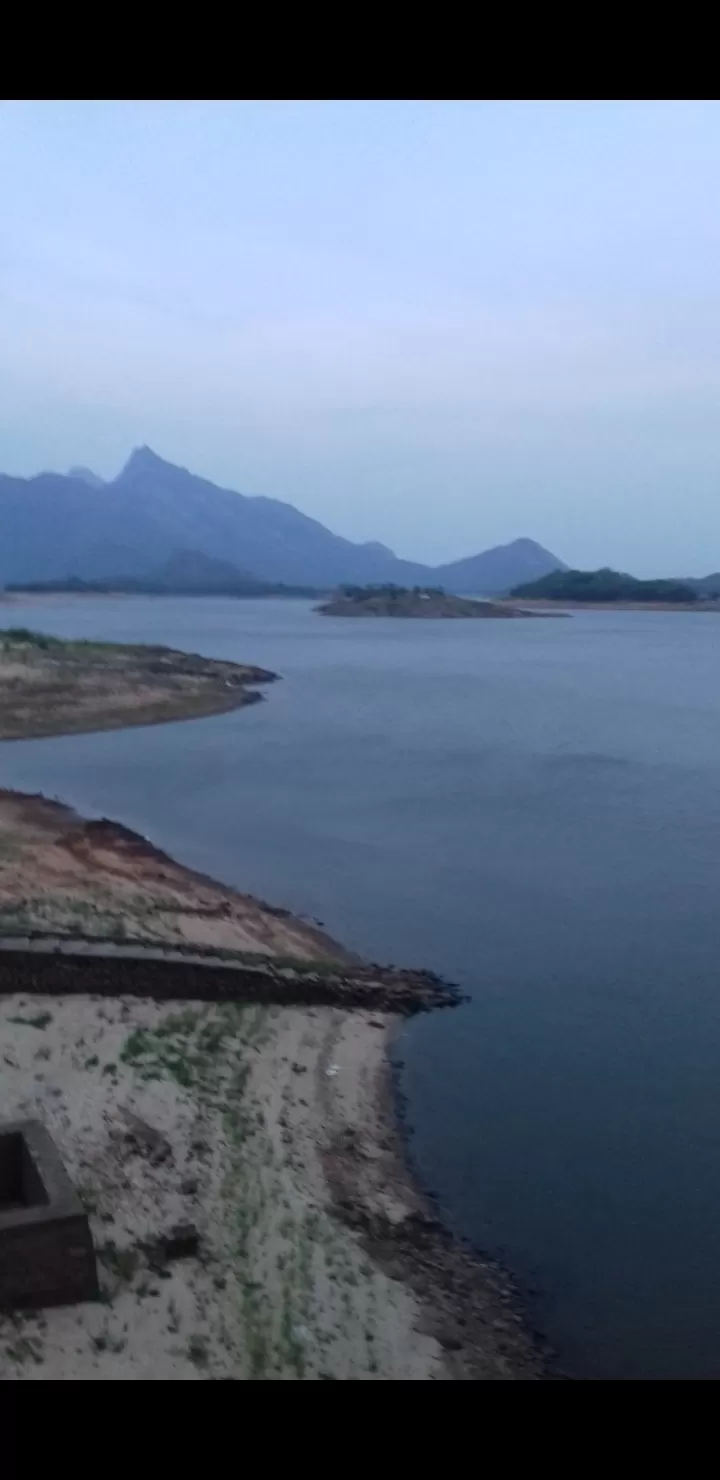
xmin=1 ymin=100 xmax=718 ymax=573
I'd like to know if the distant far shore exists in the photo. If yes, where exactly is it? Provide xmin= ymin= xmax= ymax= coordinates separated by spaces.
xmin=509 ymin=566 xmax=720 ymax=608
xmin=0 ymin=589 xmax=319 ymax=604
xmin=6 ymin=589 xmax=715 ymax=614
xmin=497 ymin=598 xmax=720 ymax=613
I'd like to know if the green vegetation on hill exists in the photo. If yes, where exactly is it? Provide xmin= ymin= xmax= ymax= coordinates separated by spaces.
xmin=0 ymin=627 xmax=64 ymax=648
xmin=511 ymin=568 xmax=699 ymax=604
xmin=687 ymin=572 xmax=720 ymax=599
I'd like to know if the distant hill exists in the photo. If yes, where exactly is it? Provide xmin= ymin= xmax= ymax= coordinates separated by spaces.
xmin=68 ymin=466 xmax=105 ymax=489
xmin=149 ymin=550 xmax=263 ymax=592
xmin=0 ymin=446 xmax=565 ymax=592
xmin=685 ymin=572 xmax=720 ymax=599
xmin=7 ymin=550 xmax=320 ymax=598
xmin=434 ymin=538 xmax=565 ymax=595
xmin=512 ymin=568 xmax=699 ymax=604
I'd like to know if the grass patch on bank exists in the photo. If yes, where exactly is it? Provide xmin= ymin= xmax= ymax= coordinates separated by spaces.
xmin=119 ymin=1003 xmax=260 ymax=1091
xmin=0 ymin=628 xmax=65 ymax=650
xmin=0 ymin=629 xmax=150 ymax=657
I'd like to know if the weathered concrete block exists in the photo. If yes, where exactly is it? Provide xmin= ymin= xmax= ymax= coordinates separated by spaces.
xmin=0 ymin=1120 xmax=99 ymax=1310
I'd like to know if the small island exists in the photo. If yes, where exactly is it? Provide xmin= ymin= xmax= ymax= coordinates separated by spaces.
xmin=317 ymin=584 xmax=530 ymax=618
xmin=0 ymin=626 xmax=276 ymax=740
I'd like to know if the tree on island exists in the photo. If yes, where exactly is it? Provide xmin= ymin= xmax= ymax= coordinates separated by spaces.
xmin=338 ymin=583 xmax=446 ymax=601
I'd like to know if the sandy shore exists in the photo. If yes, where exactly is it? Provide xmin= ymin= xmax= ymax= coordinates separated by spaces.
xmin=0 ymin=995 xmax=430 ymax=1379
xmin=0 ymin=635 xmax=546 ymax=1379
xmin=0 ymin=792 xmax=546 ymax=1380
xmin=0 ymin=991 xmax=542 ymax=1380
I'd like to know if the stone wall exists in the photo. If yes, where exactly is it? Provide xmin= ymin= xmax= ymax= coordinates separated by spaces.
xmin=0 ymin=944 xmax=456 ymax=1014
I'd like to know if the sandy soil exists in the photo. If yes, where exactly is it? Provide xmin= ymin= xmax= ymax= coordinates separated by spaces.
xmin=0 ymin=630 xmax=276 ymax=740
xmin=0 ymin=790 xmax=346 ymax=962
xmin=0 ymin=993 xmax=542 ymax=1380
xmin=0 ymin=797 xmax=546 ymax=1380
xmin=0 ymin=995 xmax=434 ymax=1378
xmin=0 ymin=636 xmax=546 ymax=1379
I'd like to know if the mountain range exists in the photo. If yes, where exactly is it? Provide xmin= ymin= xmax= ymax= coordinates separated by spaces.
xmin=0 ymin=447 xmax=566 ymax=593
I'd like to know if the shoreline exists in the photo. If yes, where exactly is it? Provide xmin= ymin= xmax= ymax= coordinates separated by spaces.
xmin=341 ymin=1020 xmax=552 ymax=1378
xmin=0 ymin=787 xmax=548 ymax=1379
xmin=0 ymin=629 xmax=277 ymax=743
xmin=0 ymin=634 xmax=549 ymax=1378
xmin=0 ymin=986 xmax=546 ymax=1380
xmin=0 ymin=685 xmax=268 ymax=743
xmin=498 ymin=597 xmax=720 ymax=613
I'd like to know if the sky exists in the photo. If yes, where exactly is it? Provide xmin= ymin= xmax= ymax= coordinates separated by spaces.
xmin=1 ymin=99 xmax=719 ymax=574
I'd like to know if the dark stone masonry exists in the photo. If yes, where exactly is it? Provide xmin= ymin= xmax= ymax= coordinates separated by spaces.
xmin=0 ymin=939 xmax=457 ymax=1014
xmin=0 ymin=1119 xmax=99 ymax=1310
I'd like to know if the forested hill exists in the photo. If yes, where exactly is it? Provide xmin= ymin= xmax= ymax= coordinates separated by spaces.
xmin=511 ymin=568 xmax=699 ymax=604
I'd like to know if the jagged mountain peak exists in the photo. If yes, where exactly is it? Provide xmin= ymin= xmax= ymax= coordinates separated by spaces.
xmin=0 ymin=448 xmax=566 ymax=591
xmin=117 ymin=445 xmax=176 ymax=481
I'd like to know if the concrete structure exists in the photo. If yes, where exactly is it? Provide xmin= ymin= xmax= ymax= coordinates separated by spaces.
xmin=0 ymin=1120 xmax=99 ymax=1310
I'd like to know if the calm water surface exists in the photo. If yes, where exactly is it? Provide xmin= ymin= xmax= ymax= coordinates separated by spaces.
xmin=2 ymin=596 xmax=720 ymax=1379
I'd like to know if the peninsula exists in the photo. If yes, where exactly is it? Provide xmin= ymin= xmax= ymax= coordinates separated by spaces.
xmin=0 ymin=627 xmax=276 ymax=740
xmin=0 ymin=628 xmax=543 ymax=1381
xmin=317 ymin=584 xmax=531 ymax=618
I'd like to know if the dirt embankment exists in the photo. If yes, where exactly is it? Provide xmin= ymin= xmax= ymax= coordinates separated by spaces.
xmin=0 ymin=789 xmax=547 ymax=1380
xmin=0 ymin=630 xmax=276 ymax=740
xmin=0 ymin=790 xmax=341 ymax=961
xmin=0 ymin=791 xmax=458 ymax=1013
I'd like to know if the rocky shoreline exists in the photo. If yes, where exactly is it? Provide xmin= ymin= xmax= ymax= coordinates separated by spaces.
xmin=0 ymin=791 xmax=550 ymax=1379
xmin=0 ymin=634 xmax=549 ymax=1378
xmin=328 ymin=1022 xmax=552 ymax=1379
xmin=0 ymin=934 xmax=460 ymax=1015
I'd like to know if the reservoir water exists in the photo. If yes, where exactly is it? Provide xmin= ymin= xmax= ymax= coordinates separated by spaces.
xmin=2 ymin=595 xmax=720 ymax=1379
